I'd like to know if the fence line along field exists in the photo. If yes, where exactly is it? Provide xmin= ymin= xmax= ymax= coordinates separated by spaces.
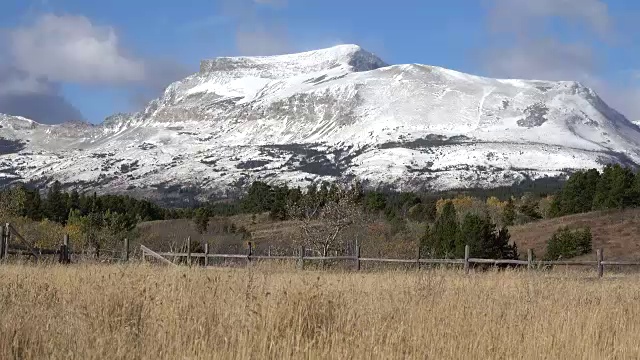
xmin=1 ymin=264 xmax=639 ymax=359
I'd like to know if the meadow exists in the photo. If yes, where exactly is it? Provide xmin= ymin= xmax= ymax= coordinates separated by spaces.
xmin=1 ymin=263 xmax=639 ymax=359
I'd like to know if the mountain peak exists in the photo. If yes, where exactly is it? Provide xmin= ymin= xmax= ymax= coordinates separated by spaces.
xmin=199 ymin=44 xmax=387 ymax=77
xmin=3 ymin=46 xmax=640 ymax=200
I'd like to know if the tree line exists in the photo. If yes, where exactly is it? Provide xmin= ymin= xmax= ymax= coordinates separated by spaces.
xmin=550 ymin=165 xmax=640 ymax=217
xmin=0 ymin=181 xmax=167 ymax=234
xmin=1 ymin=164 xmax=638 ymax=257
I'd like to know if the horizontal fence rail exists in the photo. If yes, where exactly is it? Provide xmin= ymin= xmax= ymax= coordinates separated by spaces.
xmin=1 ymin=223 xmax=131 ymax=264
xmin=3 ymin=221 xmax=640 ymax=278
xmin=139 ymin=242 xmax=640 ymax=278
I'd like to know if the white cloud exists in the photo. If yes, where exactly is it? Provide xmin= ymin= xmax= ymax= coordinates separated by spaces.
xmin=254 ymin=0 xmax=287 ymax=6
xmin=483 ymin=0 xmax=640 ymax=120
xmin=236 ymin=27 xmax=291 ymax=56
xmin=217 ymin=0 xmax=292 ymax=56
xmin=483 ymin=0 xmax=604 ymax=84
xmin=9 ymin=14 xmax=144 ymax=84
xmin=4 ymin=13 xmax=190 ymax=117
xmin=488 ymin=0 xmax=611 ymax=38
xmin=485 ymin=39 xmax=595 ymax=81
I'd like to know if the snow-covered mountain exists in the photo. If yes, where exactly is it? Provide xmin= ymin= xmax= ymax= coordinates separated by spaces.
xmin=1 ymin=44 xmax=639 ymax=203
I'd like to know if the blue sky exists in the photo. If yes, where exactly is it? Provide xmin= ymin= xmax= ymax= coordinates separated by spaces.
xmin=1 ymin=0 xmax=639 ymax=123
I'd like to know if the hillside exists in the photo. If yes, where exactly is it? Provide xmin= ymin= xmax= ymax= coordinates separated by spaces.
xmin=510 ymin=208 xmax=640 ymax=260
xmin=1 ymin=45 xmax=639 ymax=201
xmin=133 ymin=207 xmax=640 ymax=261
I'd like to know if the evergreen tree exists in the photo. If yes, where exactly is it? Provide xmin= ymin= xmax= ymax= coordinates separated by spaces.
xmin=351 ymin=180 xmax=365 ymax=204
xmin=408 ymin=203 xmax=429 ymax=222
xmin=457 ymin=213 xmax=490 ymax=258
xmin=68 ymin=189 xmax=80 ymax=211
xmin=242 ymin=181 xmax=273 ymax=213
xmin=458 ymin=213 xmax=518 ymax=260
xmin=422 ymin=201 xmax=459 ymax=257
xmin=365 ymin=192 xmax=387 ymax=212
xmin=593 ymin=165 xmax=636 ymax=210
xmin=269 ymin=185 xmax=289 ymax=220
xmin=551 ymin=169 xmax=601 ymax=216
xmin=318 ymin=182 xmax=330 ymax=205
xmin=106 ymin=210 xmax=136 ymax=233
xmin=287 ymin=187 xmax=303 ymax=207
xmin=502 ymin=197 xmax=516 ymax=226
xmin=519 ymin=193 xmax=542 ymax=220
xmin=424 ymin=199 xmax=437 ymax=222
xmin=45 ymin=181 xmax=68 ymax=224
xmin=24 ymin=189 xmax=43 ymax=221
xmin=327 ymin=183 xmax=340 ymax=202
xmin=420 ymin=225 xmax=436 ymax=255
xmin=193 ymin=208 xmax=210 ymax=234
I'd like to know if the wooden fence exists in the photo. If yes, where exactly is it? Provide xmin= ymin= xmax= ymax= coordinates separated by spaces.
xmin=3 ymin=221 xmax=640 ymax=277
xmin=140 ymin=239 xmax=640 ymax=278
xmin=0 ymin=223 xmax=130 ymax=263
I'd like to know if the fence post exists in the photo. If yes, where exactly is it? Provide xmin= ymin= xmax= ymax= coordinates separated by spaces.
xmin=63 ymin=234 xmax=70 ymax=264
xmin=58 ymin=245 xmax=65 ymax=263
xmin=464 ymin=245 xmax=470 ymax=274
xmin=0 ymin=225 xmax=4 ymax=260
xmin=246 ymin=242 xmax=253 ymax=266
xmin=597 ymin=249 xmax=604 ymax=278
xmin=298 ymin=246 xmax=305 ymax=270
xmin=416 ymin=246 xmax=421 ymax=270
xmin=355 ymin=243 xmax=361 ymax=271
xmin=186 ymin=236 xmax=192 ymax=266
xmin=123 ymin=238 xmax=129 ymax=262
xmin=268 ymin=245 xmax=271 ymax=257
xmin=527 ymin=249 xmax=533 ymax=271
xmin=203 ymin=242 xmax=209 ymax=267
xmin=4 ymin=223 xmax=10 ymax=260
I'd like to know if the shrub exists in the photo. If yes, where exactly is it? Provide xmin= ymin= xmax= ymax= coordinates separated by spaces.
xmin=544 ymin=227 xmax=592 ymax=260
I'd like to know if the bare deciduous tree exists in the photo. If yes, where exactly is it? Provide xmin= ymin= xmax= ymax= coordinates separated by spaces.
xmin=288 ymin=186 xmax=365 ymax=257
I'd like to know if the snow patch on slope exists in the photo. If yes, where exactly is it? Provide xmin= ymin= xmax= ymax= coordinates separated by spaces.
xmin=0 ymin=44 xmax=639 ymax=201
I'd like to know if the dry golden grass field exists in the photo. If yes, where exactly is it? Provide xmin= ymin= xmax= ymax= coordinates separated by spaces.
xmin=1 ymin=264 xmax=640 ymax=359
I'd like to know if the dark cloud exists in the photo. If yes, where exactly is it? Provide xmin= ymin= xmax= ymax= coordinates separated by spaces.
xmin=1 ymin=14 xmax=192 ymax=122
xmin=0 ymin=66 xmax=84 ymax=124
xmin=0 ymin=92 xmax=83 ymax=124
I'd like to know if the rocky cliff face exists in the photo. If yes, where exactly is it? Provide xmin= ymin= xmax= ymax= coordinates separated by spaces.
xmin=0 ymin=45 xmax=639 ymax=203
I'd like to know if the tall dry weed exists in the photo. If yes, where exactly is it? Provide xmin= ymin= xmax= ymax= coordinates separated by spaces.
xmin=0 ymin=264 xmax=639 ymax=359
